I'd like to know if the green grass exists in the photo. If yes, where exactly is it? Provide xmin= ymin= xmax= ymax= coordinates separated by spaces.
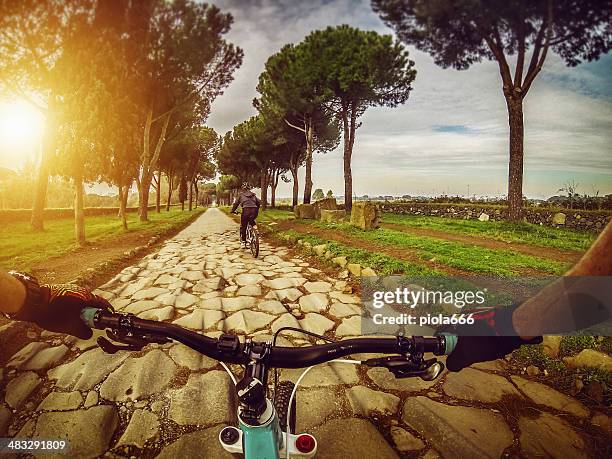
xmin=279 ymin=229 xmax=440 ymax=276
xmin=304 ymin=220 xmax=568 ymax=276
xmin=0 ymin=208 xmax=204 ymax=272
xmin=382 ymin=213 xmax=595 ymax=252
xmin=257 ymin=208 xmax=296 ymax=223
xmin=513 ymin=336 xmax=612 ymax=391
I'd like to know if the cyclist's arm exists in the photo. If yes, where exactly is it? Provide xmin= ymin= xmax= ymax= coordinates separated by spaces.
xmin=0 ymin=271 xmax=27 ymax=315
xmin=513 ymin=220 xmax=612 ymax=336
xmin=230 ymin=196 xmax=240 ymax=213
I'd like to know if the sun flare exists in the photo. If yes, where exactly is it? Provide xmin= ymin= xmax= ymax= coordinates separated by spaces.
xmin=0 ymin=99 xmax=45 ymax=168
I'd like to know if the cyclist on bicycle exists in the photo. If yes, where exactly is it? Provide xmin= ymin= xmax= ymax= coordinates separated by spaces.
xmin=231 ymin=183 xmax=261 ymax=249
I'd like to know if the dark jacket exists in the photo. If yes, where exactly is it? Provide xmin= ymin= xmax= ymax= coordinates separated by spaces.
xmin=231 ymin=190 xmax=261 ymax=212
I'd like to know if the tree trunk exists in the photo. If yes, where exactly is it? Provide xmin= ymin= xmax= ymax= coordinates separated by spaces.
xmin=118 ymin=185 xmax=128 ymax=230
xmin=271 ymin=171 xmax=277 ymax=209
xmin=303 ymin=121 xmax=314 ymax=204
xmin=342 ymin=103 xmax=357 ymax=212
xmin=290 ymin=163 xmax=299 ymax=208
xmin=506 ymin=97 xmax=524 ymax=220
xmin=156 ymin=170 xmax=161 ymax=213
xmin=166 ymin=173 xmax=173 ymax=211
xmin=260 ymin=170 xmax=268 ymax=210
xmin=188 ymin=180 xmax=193 ymax=211
xmin=139 ymin=106 xmax=170 ymax=222
xmin=74 ymin=174 xmax=86 ymax=246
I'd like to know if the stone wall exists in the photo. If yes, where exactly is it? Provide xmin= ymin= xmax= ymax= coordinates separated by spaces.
xmin=378 ymin=202 xmax=611 ymax=233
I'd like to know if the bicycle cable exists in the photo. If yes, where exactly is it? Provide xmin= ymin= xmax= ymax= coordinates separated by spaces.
xmin=272 ymin=327 xmax=335 ymax=404
xmin=285 ymin=359 xmax=361 ymax=459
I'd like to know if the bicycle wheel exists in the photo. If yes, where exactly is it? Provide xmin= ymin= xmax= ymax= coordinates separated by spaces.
xmin=249 ymin=226 xmax=259 ymax=258
xmin=274 ymin=381 xmax=296 ymax=433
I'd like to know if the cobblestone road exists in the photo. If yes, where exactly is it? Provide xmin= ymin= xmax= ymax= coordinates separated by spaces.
xmin=0 ymin=208 xmax=607 ymax=458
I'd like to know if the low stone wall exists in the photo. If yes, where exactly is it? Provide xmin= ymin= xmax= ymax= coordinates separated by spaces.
xmin=379 ymin=202 xmax=611 ymax=232
xmin=0 ymin=205 xmax=159 ymax=224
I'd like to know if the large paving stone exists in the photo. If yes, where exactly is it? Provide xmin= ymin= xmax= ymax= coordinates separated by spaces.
xmin=7 ymin=342 xmax=49 ymax=368
xmin=329 ymin=302 xmax=361 ymax=318
xmin=138 ymin=305 xmax=175 ymax=321
xmin=299 ymin=313 xmax=335 ymax=335
xmin=271 ymin=313 xmax=303 ymax=337
xmin=168 ymin=344 xmax=217 ymax=370
xmin=132 ymin=287 xmax=170 ymax=300
xmin=117 ymin=409 xmax=159 ymax=448
xmin=37 ymin=391 xmax=83 ymax=411
xmin=20 ymin=344 xmax=69 ymax=370
xmin=100 ymin=349 xmax=176 ymax=401
xmin=156 ymin=425 xmax=233 ymax=458
xmin=235 ymin=273 xmax=265 ymax=286
xmin=265 ymin=288 xmax=303 ymax=302
xmin=296 ymin=388 xmax=346 ymax=431
xmin=518 ymin=412 xmax=587 ymax=459
xmin=283 ymin=363 xmax=359 ymax=387
xmin=27 ymin=406 xmax=118 ymax=458
xmin=168 ymin=371 xmax=232 ymax=425
xmin=173 ymin=309 xmax=224 ymax=330
xmin=181 ymin=270 xmax=204 ymax=282
xmin=335 ymin=316 xmax=361 ymax=337
xmin=443 ymin=368 xmax=521 ymax=403
xmin=311 ymin=418 xmax=399 ymax=459
xmin=221 ymin=296 xmax=257 ymax=312
xmin=391 ymin=426 xmax=425 ymax=452
xmin=222 ymin=310 xmax=276 ymax=334
xmin=48 ymin=348 xmax=129 ymax=390
xmin=329 ymin=291 xmax=360 ymax=304
xmin=511 ymin=375 xmax=589 ymax=418
xmin=124 ymin=300 xmax=162 ymax=314
xmin=237 ymin=285 xmax=262 ymax=296
xmin=258 ymin=300 xmax=287 ymax=314
xmin=5 ymin=371 xmax=42 ymax=408
xmin=367 ymin=367 xmax=436 ymax=391
xmin=402 ymin=396 xmax=513 ymax=459
xmin=347 ymin=385 xmax=400 ymax=416
xmin=174 ymin=292 xmax=200 ymax=309
xmin=263 ymin=277 xmax=306 ymax=290
xmin=303 ymin=281 xmax=333 ymax=293
xmin=299 ymin=293 xmax=329 ymax=313
xmin=154 ymin=274 xmax=181 ymax=285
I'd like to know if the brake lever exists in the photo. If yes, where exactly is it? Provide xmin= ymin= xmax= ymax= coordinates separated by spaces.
xmin=363 ymin=356 xmax=445 ymax=381
xmin=97 ymin=329 xmax=172 ymax=354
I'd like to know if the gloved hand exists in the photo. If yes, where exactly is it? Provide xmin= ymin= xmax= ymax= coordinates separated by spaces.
xmin=15 ymin=281 xmax=114 ymax=340
xmin=442 ymin=305 xmax=542 ymax=372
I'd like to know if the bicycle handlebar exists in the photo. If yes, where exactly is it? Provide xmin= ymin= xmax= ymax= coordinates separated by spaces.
xmin=81 ymin=308 xmax=456 ymax=368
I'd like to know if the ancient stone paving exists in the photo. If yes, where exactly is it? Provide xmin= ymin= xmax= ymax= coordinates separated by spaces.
xmin=0 ymin=208 xmax=608 ymax=458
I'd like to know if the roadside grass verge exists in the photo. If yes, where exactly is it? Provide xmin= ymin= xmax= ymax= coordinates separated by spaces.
xmin=279 ymin=229 xmax=441 ymax=276
xmin=513 ymin=336 xmax=611 ymax=405
xmin=382 ymin=213 xmax=596 ymax=252
xmin=1 ymin=208 xmax=204 ymax=272
xmin=303 ymin=220 xmax=568 ymax=276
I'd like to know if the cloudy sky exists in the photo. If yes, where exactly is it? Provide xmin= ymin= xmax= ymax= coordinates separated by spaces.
xmin=206 ymin=0 xmax=612 ymax=199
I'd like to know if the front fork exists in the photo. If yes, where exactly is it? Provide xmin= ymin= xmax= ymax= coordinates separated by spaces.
xmin=219 ymin=400 xmax=317 ymax=459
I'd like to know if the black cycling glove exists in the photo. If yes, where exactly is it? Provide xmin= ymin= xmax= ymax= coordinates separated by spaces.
xmin=9 ymin=272 xmax=114 ymax=340
xmin=442 ymin=305 xmax=542 ymax=372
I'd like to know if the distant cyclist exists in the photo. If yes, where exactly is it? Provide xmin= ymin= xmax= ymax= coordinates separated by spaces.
xmin=231 ymin=184 xmax=261 ymax=248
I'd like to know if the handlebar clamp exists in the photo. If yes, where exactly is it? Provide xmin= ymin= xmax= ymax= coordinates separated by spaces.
xmin=218 ymin=334 xmax=240 ymax=353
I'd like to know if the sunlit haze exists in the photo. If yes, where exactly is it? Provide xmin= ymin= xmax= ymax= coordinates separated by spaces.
xmin=0 ymin=99 xmax=45 ymax=171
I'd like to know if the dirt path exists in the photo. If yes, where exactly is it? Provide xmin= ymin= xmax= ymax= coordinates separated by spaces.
xmin=0 ymin=208 xmax=606 ymax=458
xmin=382 ymin=222 xmax=583 ymax=263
